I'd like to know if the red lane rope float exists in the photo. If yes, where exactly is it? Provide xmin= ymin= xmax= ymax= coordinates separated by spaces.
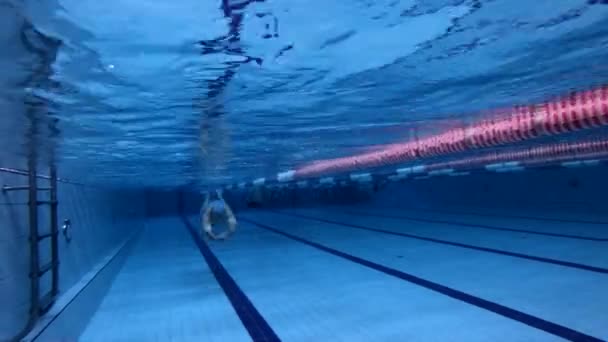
xmin=246 ymin=139 xmax=608 ymax=190
xmin=293 ymin=85 xmax=608 ymax=179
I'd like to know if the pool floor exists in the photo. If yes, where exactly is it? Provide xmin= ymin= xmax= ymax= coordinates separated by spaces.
xmin=77 ymin=207 xmax=608 ymax=341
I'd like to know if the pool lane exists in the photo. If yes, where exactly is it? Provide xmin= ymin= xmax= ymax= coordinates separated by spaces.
xmin=185 ymin=216 xmax=559 ymax=341
xmin=405 ymin=205 xmax=608 ymax=225
xmin=277 ymin=208 xmax=608 ymax=272
xmin=79 ymin=217 xmax=251 ymax=342
xmin=181 ymin=216 xmax=279 ymax=342
xmin=340 ymin=206 xmax=608 ymax=241
xmin=242 ymin=211 xmax=608 ymax=341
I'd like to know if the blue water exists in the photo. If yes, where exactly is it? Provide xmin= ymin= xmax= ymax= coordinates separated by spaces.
xmin=5 ymin=1 xmax=608 ymax=341
xmin=16 ymin=0 xmax=608 ymax=187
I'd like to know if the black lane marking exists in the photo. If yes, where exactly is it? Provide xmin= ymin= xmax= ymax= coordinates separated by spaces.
xmin=268 ymin=211 xmax=608 ymax=275
xmin=341 ymin=210 xmax=608 ymax=242
xmin=181 ymin=217 xmax=280 ymax=342
xmin=395 ymin=206 xmax=608 ymax=226
xmin=241 ymin=217 xmax=604 ymax=342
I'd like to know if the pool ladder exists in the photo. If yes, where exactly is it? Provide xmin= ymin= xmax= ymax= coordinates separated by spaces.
xmin=3 ymin=159 xmax=60 ymax=341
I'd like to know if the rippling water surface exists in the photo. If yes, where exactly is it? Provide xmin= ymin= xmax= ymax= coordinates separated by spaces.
xmin=7 ymin=0 xmax=608 ymax=188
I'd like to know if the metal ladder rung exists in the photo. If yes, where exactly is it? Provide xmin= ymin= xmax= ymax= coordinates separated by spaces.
xmin=37 ymin=231 xmax=58 ymax=241
xmin=37 ymin=261 xmax=56 ymax=277
xmin=36 ymin=200 xmax=58 ymax=205
xmin=38 ymin=292 xmax=55 ymax=314
xmin=2 ymin=185 xmax=51 ymax=192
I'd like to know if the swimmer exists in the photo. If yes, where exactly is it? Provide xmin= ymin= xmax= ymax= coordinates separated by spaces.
xmin=201 ymin=189 xmax=237 ymax=240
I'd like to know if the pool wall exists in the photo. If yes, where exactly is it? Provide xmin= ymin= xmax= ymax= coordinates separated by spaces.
xmin=0 ymin=7 xmax=147 ymax=340
xmin=369 ymin=164 xmax=608 ymax=219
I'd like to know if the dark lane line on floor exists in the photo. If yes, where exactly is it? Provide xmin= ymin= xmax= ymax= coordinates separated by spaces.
xmin=341 ymin=210 xmax=608 ymax=241
xmin=391 ymin=206 xmax=608 ymax=226
xmin=240 ymin=217 xmax=603 ymax=342
xmin=181 ymin=216 xmax=280 ymax=342
xmin=268 ymin=211 xmax=608 ymax=275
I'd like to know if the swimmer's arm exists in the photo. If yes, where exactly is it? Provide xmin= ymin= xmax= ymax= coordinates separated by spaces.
xmin=213 ymin=206 xmax=236 ymax=241
xmin=216 ymin=190 xmax=237 ymax=233
xmin=202 ymin=207 xmax=218 ymax=239
xmin=200 ymin=192 xmax=211 ymax=234
xmin=225 ymin=205 xmax=237 ymax=232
